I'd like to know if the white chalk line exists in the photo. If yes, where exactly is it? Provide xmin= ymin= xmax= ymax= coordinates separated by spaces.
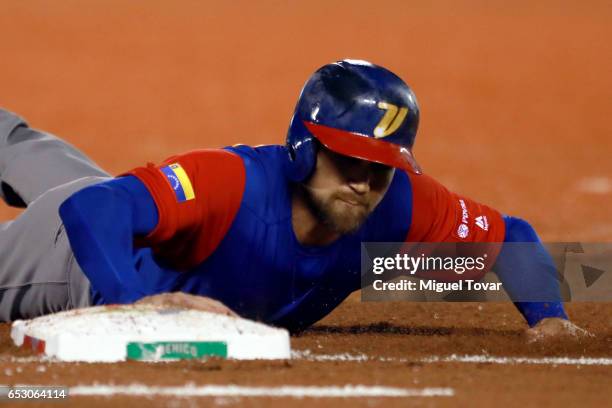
xmin=67 ymin=384 xmax=454 ymax=398
xmin=292 ymin=351 xmax=369 ymax=362
xmin=293 ymin=350 xmax=612 ymax=366
xmin=4 ymin=351 xmax=611 ymax=367
xmin=423 ymin=354 xmax=612 ymax=366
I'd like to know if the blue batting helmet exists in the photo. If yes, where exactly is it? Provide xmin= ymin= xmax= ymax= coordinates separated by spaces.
xmin=285 ymin=59 xmax=421 ymax=182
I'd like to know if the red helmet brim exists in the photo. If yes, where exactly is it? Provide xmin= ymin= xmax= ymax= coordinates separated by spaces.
xmin=304 ymin=121 xmax=422 ymax=175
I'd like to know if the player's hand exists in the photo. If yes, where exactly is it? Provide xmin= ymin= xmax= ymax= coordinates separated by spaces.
xmin=134 ymin=292 xmax=238 ymax=317
xmin=524 ymin=318 xmax=593 ymax=343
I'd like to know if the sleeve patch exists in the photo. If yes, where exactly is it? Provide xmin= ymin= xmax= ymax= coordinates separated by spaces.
xmin=160 ymin=163 xmax=195 ymax=202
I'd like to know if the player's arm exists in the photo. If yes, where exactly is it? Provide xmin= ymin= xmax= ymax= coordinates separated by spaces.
xmin=494 ymin=215 xmax=567 ymax=326
xmin=496 ymin=216 xmax=591 ymax=341
xmin=406 ymin=173 xmax=567 ymax=327
xmin=59 ymin=175 xmax=159 ymax=303
xmin=59 ymin=149 xmax=245 ymax=305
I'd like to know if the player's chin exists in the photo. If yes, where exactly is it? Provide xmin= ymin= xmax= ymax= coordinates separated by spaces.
xmin=328 ymin=201 xmax=370 ymax=234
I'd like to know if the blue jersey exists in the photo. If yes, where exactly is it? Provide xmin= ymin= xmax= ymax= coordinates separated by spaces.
xmin=59 ymin=145 xmax=565 ymax=331
xmin=142 ymin=145 xmax=412 ymax=331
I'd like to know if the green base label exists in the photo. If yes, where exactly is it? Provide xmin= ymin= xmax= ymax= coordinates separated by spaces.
xmin=126 ymin=341 xmax=228 ymax=360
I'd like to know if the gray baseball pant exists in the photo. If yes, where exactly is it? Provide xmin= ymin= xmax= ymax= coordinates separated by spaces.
xmin=0 ymin=108 xmax=111 ymax=321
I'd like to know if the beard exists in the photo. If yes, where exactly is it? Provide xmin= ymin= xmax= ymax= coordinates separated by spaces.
xmin=302 ymin=185 xmax=372 ymax=235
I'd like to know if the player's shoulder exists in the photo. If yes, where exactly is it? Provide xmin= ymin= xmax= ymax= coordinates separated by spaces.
xmin=225 ymin=144 xmax=287 ymax=173
xmin=405 ymin=171 xmax=452 ymax=200
xmin=224 ymin=144 xmax=292 ymax=223
xmin=169 ymin=144 xmax=288 ymax=186
xmin=224 ymin=144 xmax=289 ymax=189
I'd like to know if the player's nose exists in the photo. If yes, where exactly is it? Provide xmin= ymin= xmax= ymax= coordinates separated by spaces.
xmin=349 ymin=179 xmax=370 ymax=195
xmin=347 ymin=163 xmax=371 ymax=195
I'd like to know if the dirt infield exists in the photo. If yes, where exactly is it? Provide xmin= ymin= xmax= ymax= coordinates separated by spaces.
xmin=1 ymin=300 xmax=611 ymax=406
xmin=0 ymin=0 xmax=611 ymax=406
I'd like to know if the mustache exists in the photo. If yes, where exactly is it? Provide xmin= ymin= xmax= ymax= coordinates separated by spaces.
xmin=302 ymin=184 xmax=370 ymax=208
xmin=334 ymin=192 xmax=369 ymax=207
xmin=301 ymin=185 xmax=370 ymax=207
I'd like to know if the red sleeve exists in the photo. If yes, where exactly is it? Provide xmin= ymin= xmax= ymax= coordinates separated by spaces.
xmin=405 ymin=173 xmax=506 ymax=280
xmin=122 ymin=149 xmax=246 ymax=270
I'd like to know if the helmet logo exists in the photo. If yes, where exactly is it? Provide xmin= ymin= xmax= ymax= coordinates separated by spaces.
xmin=374 ymin=102 xmax=408 ymax=138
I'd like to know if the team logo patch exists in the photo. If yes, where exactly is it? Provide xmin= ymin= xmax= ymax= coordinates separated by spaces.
xmin=160 ymin=163 xmax=195 ymax=202
xmin=374 ymin=102 xmax=408 ymax=138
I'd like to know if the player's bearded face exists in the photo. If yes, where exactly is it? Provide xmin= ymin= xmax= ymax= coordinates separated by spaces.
xmin=303 ymin=146 xmax=395 ymax=234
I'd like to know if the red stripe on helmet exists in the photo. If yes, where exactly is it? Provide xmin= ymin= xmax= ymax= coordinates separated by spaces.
xmin=304 ymin=121 xmax=422 ymax=175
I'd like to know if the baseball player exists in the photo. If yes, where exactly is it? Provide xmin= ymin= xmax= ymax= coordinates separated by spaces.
xmin=0 ymin=60 xmax=588 ymax=341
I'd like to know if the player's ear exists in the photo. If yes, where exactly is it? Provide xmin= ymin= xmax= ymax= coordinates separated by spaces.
xmin=312 ymin=138 xmax=322 ymax=155
xmin=311 ymin=139 xmax=325 ymax=167
xmin=300 ymin=139 xmax=323 ymax=184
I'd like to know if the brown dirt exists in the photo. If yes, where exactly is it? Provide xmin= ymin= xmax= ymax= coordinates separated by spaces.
xmin=0 ymin=0 xmax=611 ymax=406
xmin=1 ymin=301 xmax=612 ymax=407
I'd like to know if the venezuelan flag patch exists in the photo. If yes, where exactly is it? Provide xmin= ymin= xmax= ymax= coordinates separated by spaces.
xmin=160 ymin=163 xmax=195 ymax=202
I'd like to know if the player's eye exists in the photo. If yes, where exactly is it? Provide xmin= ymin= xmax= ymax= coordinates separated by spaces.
xmin=370 ymin=162 xmax=393 ymax=175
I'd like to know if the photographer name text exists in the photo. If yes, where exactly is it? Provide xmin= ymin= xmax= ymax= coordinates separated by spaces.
xmin=372 ymin=279 xmax=502 ymax=293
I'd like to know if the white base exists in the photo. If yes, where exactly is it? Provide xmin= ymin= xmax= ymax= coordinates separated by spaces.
xmin=10 ymin=305 xmax=291 ymax=362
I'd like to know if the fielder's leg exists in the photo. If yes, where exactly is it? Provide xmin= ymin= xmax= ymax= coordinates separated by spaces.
xmin=0 ymin=108 xmax=108 ymax=206
xmin=0 ymin=108 xmax=112 ymax=321
xmin=0 ymin=176 xmax=111 ymax=321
